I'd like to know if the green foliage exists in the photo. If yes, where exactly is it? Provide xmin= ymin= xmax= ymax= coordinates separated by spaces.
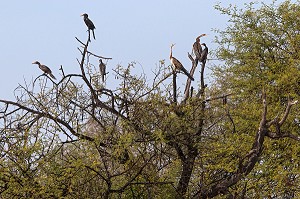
xmin=212 ymin=0 xmax=300 ymax=197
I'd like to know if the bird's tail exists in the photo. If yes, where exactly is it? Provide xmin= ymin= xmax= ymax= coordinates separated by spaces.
xmin=92 ymin=30 xmax=96 ymax=40
xmin=181 ymin=67 xmax=194 ymax=81
xmin=49 ymin=73 xmax=56 ymax=80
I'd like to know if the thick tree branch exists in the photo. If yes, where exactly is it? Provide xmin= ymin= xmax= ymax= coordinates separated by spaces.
xmin=182 ymin=53 xmax=198 ymax=104
xmin=173 ymin=71 xmax=177 ymax=104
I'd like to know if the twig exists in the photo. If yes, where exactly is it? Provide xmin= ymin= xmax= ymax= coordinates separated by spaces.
xmin=59 ymin=65 xmax=65 ymax=77
xmin=86 ymin=49 xmax=112 ymax=60
xmin=75 ymin=37 xmax=112 ymax=60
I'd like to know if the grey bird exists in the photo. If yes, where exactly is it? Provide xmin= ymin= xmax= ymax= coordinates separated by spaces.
xmin=99 ymin=59 xmax=106 ymax=82
xmin=170 ymin=44 xmax=194 ymax=81
xmin=32 ymin=61 xmax=56 ymax=79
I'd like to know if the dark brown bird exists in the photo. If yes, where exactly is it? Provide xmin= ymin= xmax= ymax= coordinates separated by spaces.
xmin=170 ymin=44 xmax=194 ymax=81
xmin=81 ymin=13 xmax=96 ymax=40
xmin=200 ymin=43 xmax=208 ymax=65
xmin=99 ymin=59 xmax=106 ymax=82
xmin=32 ymin=61 xmax=56 ymax=79
xmin=193 ymin=34 xmax=207 ymax=60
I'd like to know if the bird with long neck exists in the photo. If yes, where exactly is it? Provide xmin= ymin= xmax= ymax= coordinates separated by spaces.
xmin=32 ymin=61 xmax=56 ymax=79
xmin=200 ymin=43 xmax=208 ymax=65
xmin=81 ymin=13 xmax=96 ymax=41
xmin=170 ymin=44 xmax=194 ymax=81
xmin=193 ymin=33 xmax=207 ymax=60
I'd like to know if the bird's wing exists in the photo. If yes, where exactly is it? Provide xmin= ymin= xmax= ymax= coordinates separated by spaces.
xmin=200 ymin=49 xmax=208 ymax=61
xmin=193 ymin=42 xmax=202 ymax=59
xmin=85 ymin=18 xmax=95 ymax=29
xmin=99 ymin=63 xmax=106 ymax=82
xmin=171 ymin=57 xmax=184 ymax=70
xmin=40 ymin=65 xmax=52 ymax=74
xmin=100 ymin=63 xmax=106 ymax=75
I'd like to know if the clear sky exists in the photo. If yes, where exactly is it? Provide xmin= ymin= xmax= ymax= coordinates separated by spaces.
xmin=0 ymin=0 xmax=282 ymax=99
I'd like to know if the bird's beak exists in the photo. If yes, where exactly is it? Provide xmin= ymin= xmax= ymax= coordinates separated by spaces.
xmin=80 ymin=14 xmax=84 ymax=16
xmin=198 ymin=34 xmax=207 ymax=38
xmin=32 ymin=62 xmax=35 ymax=64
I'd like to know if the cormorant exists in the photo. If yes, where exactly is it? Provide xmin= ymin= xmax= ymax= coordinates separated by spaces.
xmin=200 ymin=43 xmax=208 ymax=65
xmin=170 ymin=44 xmax=194 ymax=81
xmin=32 ymin=61 xmax=56 ymax=79
xmin=99 ymin=59 xmax=106 ymax=82
xmin=81 ymin=13 xmax=96 ymax=40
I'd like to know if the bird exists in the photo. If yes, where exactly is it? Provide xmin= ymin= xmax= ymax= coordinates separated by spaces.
xmin=170 ymin=44 xmax=194 ymax=81
xmin=81 ymin=13 xmax=96 ymax=40
xmin=99 ymin=59 xmax=106 ymax=82
xmin=32 ymin=61 xmax=56 ymax=79
xmin=200 ymin=43 xmax=208 ymax=65
xmin=193 ymin=34 xmax=207 ymax=60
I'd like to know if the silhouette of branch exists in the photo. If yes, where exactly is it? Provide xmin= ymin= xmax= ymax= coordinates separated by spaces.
xmin=182 ymin=53 xmax=198 ymax=104
xmin=172 ymin=71 xmax=177 ymax=104
xmin=0 ymin=99 xmax=95 ymax=142
xmin=75 ymin=37 xmax=112 ymax=59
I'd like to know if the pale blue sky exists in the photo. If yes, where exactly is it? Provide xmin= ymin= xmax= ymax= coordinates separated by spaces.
xmin=0 ymin=1 xmax=282 ymax=99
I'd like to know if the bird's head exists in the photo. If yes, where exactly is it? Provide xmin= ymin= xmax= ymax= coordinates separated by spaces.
xmin=32 ymin=61 xmax=40 ymax=65
xmin=99 ymin=59 xmax=103 ymax=63
xmin=81 ymin=13 xmax=88 ymax=18
xmin=201 ymin=43 xmax=207 ymax=47
xmin=196 ymin=34 xmax=207 ymax=41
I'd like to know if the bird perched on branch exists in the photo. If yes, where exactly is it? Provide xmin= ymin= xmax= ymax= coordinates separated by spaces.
xmin=81 ymin=13 xmax=96 ymax=41
xmin=193 ymin=34 xmax=207 ymax=60
xmin=99 ymin=59 xmax=106 ymax=82
xmin=170 ymin=44 xmax=194 ymax=81
xmin=32 ymin=61 xmax=56 ymax=79
xmin=200 ymin=43 xmax=208 ymax=65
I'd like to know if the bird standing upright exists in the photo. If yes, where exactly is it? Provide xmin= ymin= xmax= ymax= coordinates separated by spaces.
xmin=32 ymin=61 xmax=56 ymax=79
xmin=193 ymin=34 xmax=207 ymax=61
xmin=99 ymin=59 xmax=106 ymax=82
xmin=200 ymin=43 xmax=208 ymax=65
xmin=81 ymin=13 xmax=96 ymax=41
xmin=170 ymin=44 xmax=194 ymax=81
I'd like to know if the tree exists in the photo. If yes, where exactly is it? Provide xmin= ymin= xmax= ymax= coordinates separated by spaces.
xmin=0 ymin=1 xmax=299 ymax=198
xmin=211 ymin=0 xmax=300 ymax=197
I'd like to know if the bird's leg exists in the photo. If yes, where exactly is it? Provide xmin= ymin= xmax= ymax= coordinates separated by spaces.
xmin=88 ymin=30 xmax=91 ymax=42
